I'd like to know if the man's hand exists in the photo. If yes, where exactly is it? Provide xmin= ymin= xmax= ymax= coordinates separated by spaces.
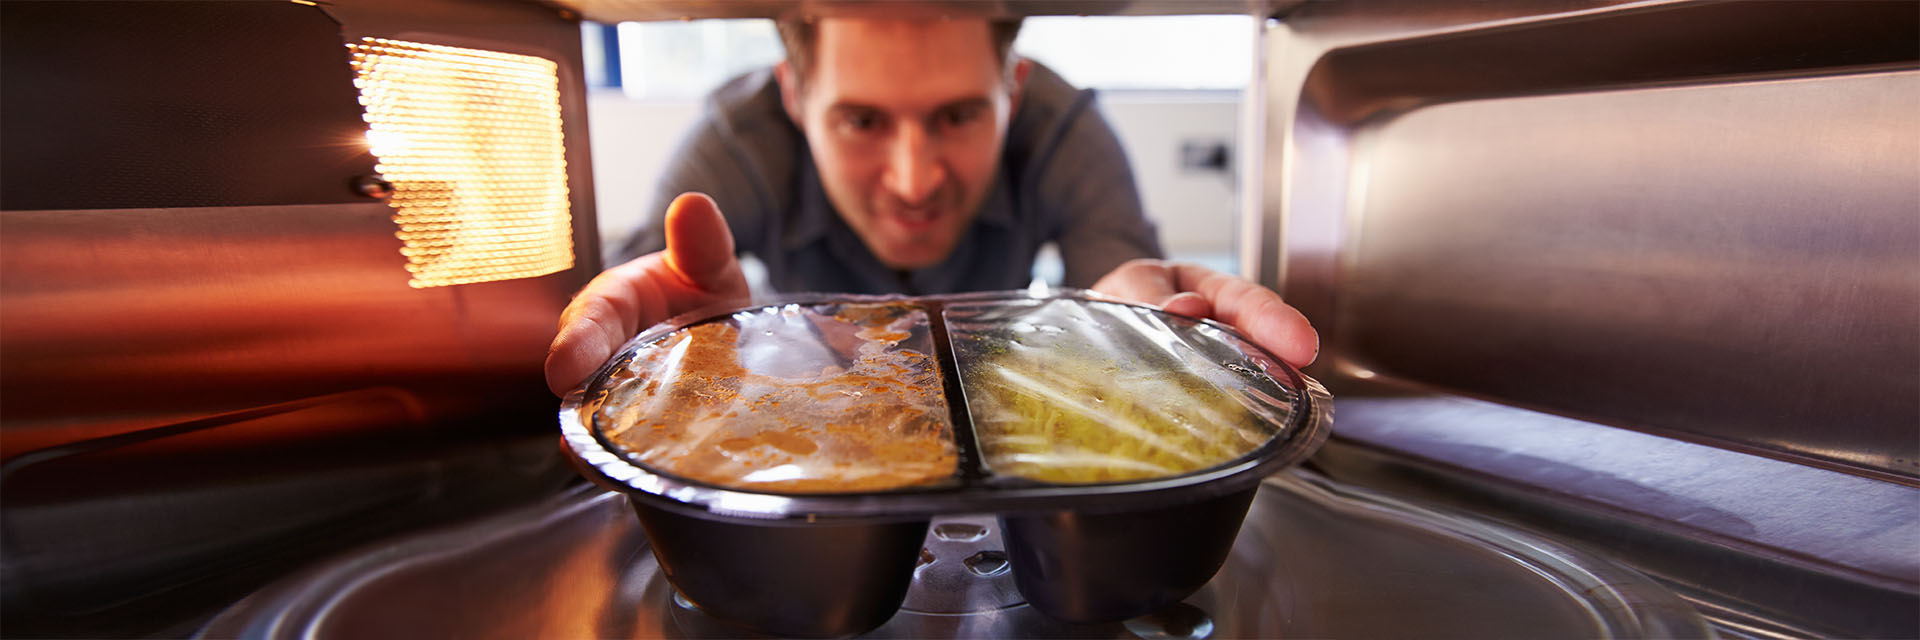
xmin=1091 ymin=259 xmax=1318 ymax=369
xmin=545 ymin=193 xmax=750 ymax=396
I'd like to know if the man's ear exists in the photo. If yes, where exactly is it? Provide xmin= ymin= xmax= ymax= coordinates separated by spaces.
xmin=774 ymin=60 xmax=805 ymax=129
xmin=1008 ymin=57 xmax=1033 ymax=114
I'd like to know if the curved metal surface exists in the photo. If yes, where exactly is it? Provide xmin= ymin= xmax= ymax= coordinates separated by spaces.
xmin=199 ymin=470 xmax=1710 ymax=639
xmin=1251 ymin=2 xmax=1920 ymax=636
xmin=1314 ymin=395 xmax=1920 ymax=639
xmin=1261 ymin=0 xmax=1920 ymax=482
xmin=1253 ymin=3 xmax=1920 ymax=634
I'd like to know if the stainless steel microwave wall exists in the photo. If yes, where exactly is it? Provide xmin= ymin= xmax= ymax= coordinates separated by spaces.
xmin=1 ymin=0 xmax=598 ymax=635
xmin=1254 ymin=1 xmax=1918 ymax=637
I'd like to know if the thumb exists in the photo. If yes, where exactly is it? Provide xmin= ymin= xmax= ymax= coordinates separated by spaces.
xmin=662 ymin=193 xmax=746 ymax=295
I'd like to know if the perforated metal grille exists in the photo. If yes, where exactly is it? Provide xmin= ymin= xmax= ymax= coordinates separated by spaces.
xmin=349 ymin=38 xmax=573 ymax=288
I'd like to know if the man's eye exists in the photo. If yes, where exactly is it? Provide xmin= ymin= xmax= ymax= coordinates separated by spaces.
xmin=840 ymin=111 xmax=883 ymax=133
xmin=934 ymin=106 xmax=983 ymax=129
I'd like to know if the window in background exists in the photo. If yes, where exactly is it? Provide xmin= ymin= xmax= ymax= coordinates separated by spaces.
xmin=1019 ymin=15 xmax=1254 ymax=280
xmin=1014 ymin=15 xmax=1254 ymax=90
xmin=613 ymin=20 xmax=782 ymax=100
xmin=582 ymin=16 xmax=1256 ymax=281
xmin=581 ymin=16 xmax=1255 ymax=93
xmin=582 ymin=22 xmax=619 ymax=88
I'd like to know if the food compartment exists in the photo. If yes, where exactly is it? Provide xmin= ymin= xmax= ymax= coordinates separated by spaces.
xmin=1000 ymin=488 xmax=1260 ymax=624
xmin=945 ymin=297 xmax=1296 ymax=485
xmin=589 ymin=301 xmax=958 ymax=492
xmin=575 ymin=301 xmax=958 ymax=637
xmin=945 ymin=297 xmax=1305 ymax=621
xmin=629 ymin=502 xmax=930 ymax=638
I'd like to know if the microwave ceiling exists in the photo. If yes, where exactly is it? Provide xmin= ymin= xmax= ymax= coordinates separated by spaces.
xmin=547 ymin=0 xmax=1302 ymax=22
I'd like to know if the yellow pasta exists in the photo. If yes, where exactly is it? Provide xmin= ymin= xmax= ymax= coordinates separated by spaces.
xmin=966 ymin=348 xmax=1273 ymax=484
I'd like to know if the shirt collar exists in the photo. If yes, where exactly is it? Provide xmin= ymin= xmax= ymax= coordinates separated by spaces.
xmin=974 ymin=171 xmax=1016 ymax=229
xmin=781 ymin=153 xmax=833 ymax=250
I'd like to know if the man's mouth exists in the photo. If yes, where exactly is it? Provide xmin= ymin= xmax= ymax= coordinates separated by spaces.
xmin=887 ymin=206 xmax=941 ymax=233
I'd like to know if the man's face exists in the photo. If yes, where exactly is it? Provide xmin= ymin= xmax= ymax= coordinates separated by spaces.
xmin=781 ymin=18 xmax=1017 ymax=270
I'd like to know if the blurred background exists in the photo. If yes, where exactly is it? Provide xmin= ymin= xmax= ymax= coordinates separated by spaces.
xmin=581 ymin=15 xmax=1255 ymax=282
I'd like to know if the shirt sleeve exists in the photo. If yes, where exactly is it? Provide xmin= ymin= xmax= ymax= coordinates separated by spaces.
xmin=604 ymin=109 xmax=768 ymax=267
xmin=1036 ymin=96 xmax=1166 ymax=288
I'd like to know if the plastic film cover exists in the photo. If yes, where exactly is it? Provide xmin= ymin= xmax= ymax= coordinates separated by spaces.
xmin=565 ymin=290 xmax=1332 ymax=519
xmin=591 ymin=302 xmax=958 ymax=492
xmin=946 ymin=298 xmax=1297 ymax=484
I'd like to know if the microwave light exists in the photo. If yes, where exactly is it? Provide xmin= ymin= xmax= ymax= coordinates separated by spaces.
xmin=348 ymin=37 xmax=574 ymax=289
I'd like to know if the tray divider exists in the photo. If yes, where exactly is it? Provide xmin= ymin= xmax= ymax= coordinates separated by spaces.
xmin=925 ymin=300 xmax=987 ymax=487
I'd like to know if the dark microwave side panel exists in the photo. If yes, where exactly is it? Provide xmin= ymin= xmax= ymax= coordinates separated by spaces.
xmin=0 ymin=0 xmax=379 ymax=210
xmin=0 ymin=0 xmax=598 ymax=636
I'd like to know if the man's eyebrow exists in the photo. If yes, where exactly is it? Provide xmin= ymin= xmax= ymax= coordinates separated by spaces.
xmin=933 ymin=97 xmax=992 ymax=113
xmin=826 ymin=102 xmax=883 ymax=115
xmin=823 ymin=97 xmax=993 ymax=115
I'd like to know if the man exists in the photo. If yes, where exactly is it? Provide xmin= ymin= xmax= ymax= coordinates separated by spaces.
xmin=613 ymin=15 xmax=1157 ymax=294
xmin=546 ymin=13 xmax=1315 ymax=395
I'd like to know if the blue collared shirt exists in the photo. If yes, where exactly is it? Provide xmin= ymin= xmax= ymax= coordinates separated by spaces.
xmin=610 ymin=63 xmax=1162 ymax=295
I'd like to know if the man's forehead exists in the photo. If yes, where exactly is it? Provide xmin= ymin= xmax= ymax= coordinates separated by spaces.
xmin=808 ymin=18 xmax=1006 ymax=108
xmin=793 ymin=0 xmax=1011 ymax=21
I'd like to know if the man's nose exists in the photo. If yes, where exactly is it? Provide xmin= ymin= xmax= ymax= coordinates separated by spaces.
xmin=882 ymin=125 xmax=946 ymax=206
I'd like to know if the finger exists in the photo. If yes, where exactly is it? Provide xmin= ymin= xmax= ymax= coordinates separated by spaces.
xmin=663 ymin=193 xmax=744 ymax=295
xmin=1159 ymin=291 xmax=1211 ymax=319
xmin=1233 ymin=290 xmax=1318 ymax=369
xmin=1090 ymin=259 xmax=1179 ymax=305
xmin=546 ymin=259 xmax=669 ymax=395
xmin=1090 ymin=260 xmax=1212 ymax=324
xmin=546 ymin=192 xmax=751 ymax=397
xmin=1172 ymin=264 xmax=1318 ymax=368
xmin=555 ymin=261 xmax=643 ymax=337
xmin=546 ymin=321 xmax=612 ymax=397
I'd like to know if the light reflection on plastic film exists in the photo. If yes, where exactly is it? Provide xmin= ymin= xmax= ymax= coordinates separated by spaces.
xmin=348 ymin=37 xmax=573 ymax=288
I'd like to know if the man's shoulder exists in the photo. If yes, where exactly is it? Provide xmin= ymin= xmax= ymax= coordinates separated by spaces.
xmin=673 ymin=67 xmax=801 ymax=214
xmin=1015 ymin=61 xmax=1088 ymax=122
xmin=694 ymin=68 xmax=803 ymax=166
xmin=1004 ymin=61 xmax=1102 ymax=182
xmin=704 ymin=67 xmax=788 ymax=132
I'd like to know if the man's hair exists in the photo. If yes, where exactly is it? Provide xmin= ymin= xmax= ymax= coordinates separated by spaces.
xmin=775 ymin=15 xmax=1024 ymax=86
